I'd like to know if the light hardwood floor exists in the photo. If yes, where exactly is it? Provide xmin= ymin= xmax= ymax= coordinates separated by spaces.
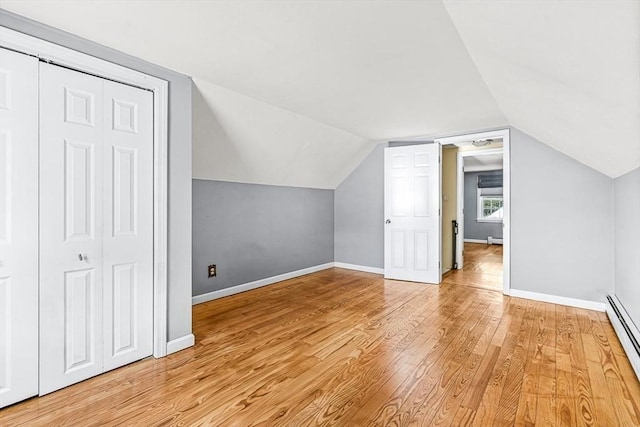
xmin=2 ymin=268 xmax=639 ymax=426
xmin=444 ymin=242 xmax=504 ymax=292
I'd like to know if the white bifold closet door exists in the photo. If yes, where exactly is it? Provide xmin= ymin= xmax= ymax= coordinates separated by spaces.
xmin=0 ymin=48 xmax=39 ymax=408
xmin=39 ymin=63 xmax=153 ymax=395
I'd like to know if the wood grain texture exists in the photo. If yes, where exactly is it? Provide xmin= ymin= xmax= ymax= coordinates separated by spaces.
xmin=444 ymin=243 xmax=503 ymax=292
xmin=1 ymin=253 xmax=639 ymax=426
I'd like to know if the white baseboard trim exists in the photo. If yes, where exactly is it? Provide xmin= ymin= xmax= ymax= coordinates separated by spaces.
xmin=510 ymin=289 xmax=605 ymax=312
xmin=488 ymin=236 xmax=503 ymax=245
xmin=606 ymin=295 xmax=640 ymax=380
xmin=334 ymin=262 xmax=384 ymax=275
xmin=464 ymin=238 xmax=487 ymax=244
xmin=192 ymin=262 xmax=335 ymax=305
xmin=166 ymin=333 xmax=195 ymax=355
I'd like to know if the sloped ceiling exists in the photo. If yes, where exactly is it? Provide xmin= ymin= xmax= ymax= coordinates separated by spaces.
xmin=192 ymin=78 xmax=372 ymax=188
xmin=444 ymin=0 xmax=640 ymax=177
xmin=1 ymin=1 xmax=638 ymax=186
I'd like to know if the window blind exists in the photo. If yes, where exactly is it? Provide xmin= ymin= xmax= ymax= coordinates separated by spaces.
xmin=477 ymin=173 xmax=503 ymax=189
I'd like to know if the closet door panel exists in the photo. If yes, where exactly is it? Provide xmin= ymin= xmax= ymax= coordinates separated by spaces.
xmin=0 ymin=48 xmax=39 ymax=409
xmin=39 ymin=63 xmax=104 ymax=395
xmin=102 ymin=81 xmax=153 ymax=370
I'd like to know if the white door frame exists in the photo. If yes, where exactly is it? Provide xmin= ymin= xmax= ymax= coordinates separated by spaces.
xmin=0 ymin=27 xmax=170 ymax=357
xmin=435 ymin=129 xmax=510 ymax=295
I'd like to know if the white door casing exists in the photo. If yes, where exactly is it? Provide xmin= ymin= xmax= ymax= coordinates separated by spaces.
xmin=0 ymin=48 xmax=39 ymax=408
xmin=435 ymin=129 xmax=511 ymax=295
xmin=384 ymin=144 xmax=442 ymax=284
xmin=39 ymin=63 xmax=153 ymax=395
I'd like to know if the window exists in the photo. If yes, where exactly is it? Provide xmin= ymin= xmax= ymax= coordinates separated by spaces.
xmin=476 ymin=173 xmax=503 ymax=222
xmin=478 ymin=195 xmax=503 ymax=222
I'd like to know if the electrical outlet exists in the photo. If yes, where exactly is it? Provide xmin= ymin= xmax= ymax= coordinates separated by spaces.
xmin=208 ymin=264 xmax=216 ymax=278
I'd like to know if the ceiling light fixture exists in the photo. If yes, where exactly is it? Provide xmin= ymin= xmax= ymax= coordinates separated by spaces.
xmin=472 ymin=138 xmax=493 ymax=147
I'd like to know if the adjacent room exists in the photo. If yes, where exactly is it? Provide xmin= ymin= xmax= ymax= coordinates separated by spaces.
xmin=1 ymin=1 xmax=639 ymax=425
xmin=441 ymin=138 xmax=505 ymax=293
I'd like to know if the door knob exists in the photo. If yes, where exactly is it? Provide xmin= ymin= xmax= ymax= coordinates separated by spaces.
xmin=78 ymin=253 xmax=84 ymax=261
xmin=385 ymin=219 xmax=391 ymax=224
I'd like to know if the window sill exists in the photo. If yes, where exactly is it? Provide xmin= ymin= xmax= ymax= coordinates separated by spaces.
xmin=476 ymin=218 xmax=503 ymax=223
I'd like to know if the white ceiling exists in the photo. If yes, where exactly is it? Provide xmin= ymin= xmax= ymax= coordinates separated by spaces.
xmin=444 ymin=0 xmax=640 ymax=177
xmin=464 ymin=153 xmax=504 ymax=172
xmin=2 ymin=0 xmax=638 ymax=186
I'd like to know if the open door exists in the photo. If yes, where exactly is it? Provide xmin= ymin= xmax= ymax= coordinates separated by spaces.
xmin=384 ymin=143 xmax=441 ymax=284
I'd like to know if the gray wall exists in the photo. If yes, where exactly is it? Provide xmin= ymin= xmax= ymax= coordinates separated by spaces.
xmin=334 ymin=143 xmax=385 ymax=268
xmin=614 ymin=168 xmax=640 ymax=329
xmin=1 ymin=11 xmax=193 ymax=341
xmin=193 ymin=180 xmax=334 ymax=297
xmin=510 ymin=128 xmax=613 ymax=302
xmin=464 ymin=170 xmax=503 ymax=241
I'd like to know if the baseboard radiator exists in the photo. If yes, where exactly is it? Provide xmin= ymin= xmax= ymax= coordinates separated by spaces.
xmin=606 ymin=294 xmax=640 ymax=381
xmin=487 ymin=236 xmax=503 ymax=245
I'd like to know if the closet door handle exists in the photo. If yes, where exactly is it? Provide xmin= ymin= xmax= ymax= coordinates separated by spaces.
xmin=78 ymin=253 xmax=84 ymax=261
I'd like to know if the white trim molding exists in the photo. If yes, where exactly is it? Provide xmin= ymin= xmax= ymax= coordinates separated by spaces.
xmin=1 ymin=27 xmax=170 ymax=358
xmin=510 ymin=289 xmax=606 ymax=312
xmin=167 ymin=334 xmax=195 ymax=355
xmin=192 ymin=263 xmax=335 ymax=305
xmin=334 ymin=262 xmax=384 ymax=275
xmin=464 ymin=238 xmax=488 ymax=244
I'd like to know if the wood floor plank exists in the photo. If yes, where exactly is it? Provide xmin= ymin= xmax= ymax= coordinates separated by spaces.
xmin=409 ymin=309 xmax=502 ymax=425
xmin=470 ymin=298 xmax=530 ymax=426
xmin=556 ymin=305 xmax=578 ymax=427
xmin=513 ymin=301 xmax=548 ymax=427
xmin=2 ymin=250 xmax=639 ymax=426
xmin=533 ymin=302 xmax=558 ymax=427
xmin=344 ymin=294 xmax=490 ymax=425
xmin=492 ymin=299 xmax=537 ymax=426
xmin=564 ymin=307 xmax=597 ymax=427
xmin=269 ymin=287 xmax=466 ymax=425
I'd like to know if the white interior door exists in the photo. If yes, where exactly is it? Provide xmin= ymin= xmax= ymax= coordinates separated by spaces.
xmin=39 ymin=63 xmax=153 ymax=395
xmin=39 ymin=63 xmax=105 ymax=395
xmin=384 ymin=144 xmax=441 ymax=284
xmin=0 ymin=48 xmax=39 ymax=408
xmin=102 ymin=79 xmax=153 ymax=372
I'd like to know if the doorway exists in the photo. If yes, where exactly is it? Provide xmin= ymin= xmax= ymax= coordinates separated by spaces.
xmin=435 ymin=129 xmax=510 ymax=294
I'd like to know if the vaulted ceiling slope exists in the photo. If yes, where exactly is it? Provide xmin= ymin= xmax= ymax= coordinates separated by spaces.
xmin=193 ymin=78 xmax=372 ymax=188
xmin=444 ymin=0 xmax=640 ymax=178
xmin=2 ymin=1 xmax=638 ymax=187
